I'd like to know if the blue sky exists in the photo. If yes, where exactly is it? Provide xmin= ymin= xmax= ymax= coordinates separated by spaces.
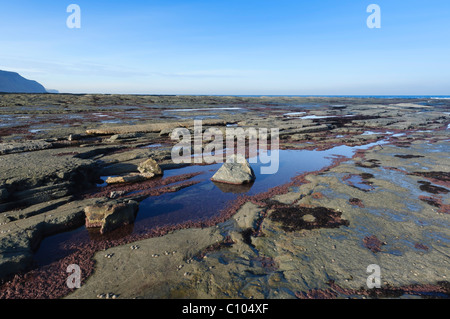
xmin=1 ymin=0 xmax=449 ymax=95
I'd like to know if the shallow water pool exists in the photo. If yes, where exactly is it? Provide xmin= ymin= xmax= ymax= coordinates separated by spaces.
xmin=33 ymin=141 xmax=385 ymax=266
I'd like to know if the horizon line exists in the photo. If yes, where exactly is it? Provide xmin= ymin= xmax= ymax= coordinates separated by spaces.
xmin=2 ymin=92 xmax=450 ymax=98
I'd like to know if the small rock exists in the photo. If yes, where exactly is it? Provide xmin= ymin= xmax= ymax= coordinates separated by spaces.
xmin=105 ymin=292 xmax=118 ymax=299
xmin=138 ymin=158 xmax=163 ymax=175
xmin=68 ymin=134 xmax=83 ymax=141
xmin=109 ymin=190 xmax=126 ymax=199
xmin=302 ymin=214 xmax=316 ymax=223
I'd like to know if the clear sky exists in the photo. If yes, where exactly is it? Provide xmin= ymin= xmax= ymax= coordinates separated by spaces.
xmin=1 ymin=0 xmax=449 ymax=95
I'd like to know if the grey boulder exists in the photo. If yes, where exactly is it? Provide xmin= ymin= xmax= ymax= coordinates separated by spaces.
xmin=211 ymin=154 xmax=255 ymax=185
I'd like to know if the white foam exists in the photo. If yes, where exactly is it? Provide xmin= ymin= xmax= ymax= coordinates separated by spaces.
xmin=300 ymin=115 xmax=336 ymax=120
xmin=361 ymin=131 xmax=380 ymax=135
xmin=167 ymin=108 xmax=242 ymax=112
xmin=29 ymin=129 xmax=48 ymax=133
xmin=283 ymin=112 xmax=306 ymax=116
xmin=299 ymin=114 xmax=354 ymax=120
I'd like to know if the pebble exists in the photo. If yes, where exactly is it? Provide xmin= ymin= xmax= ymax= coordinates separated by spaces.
xmin=152 ymin=254 xmax=159 ymax=258
xmin=97 ymin=292 xmax=119 ymax=299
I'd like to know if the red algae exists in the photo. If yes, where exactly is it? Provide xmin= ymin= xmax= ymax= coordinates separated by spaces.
xmin=414 ymin=243 xmax=429 ymax=251
xmin=82 ymin=172 xmax=204 ymax=199
xmin=419 ymin=195 xmax=449 ymax=213
xmin=311 ymin=192 xmax=324 ymax=199
xmin=363 ymin=235 xmax=385 ymax=253
xmin=349 ymin=198 xmax=365 ymax=208
xmin=411 ymin=171 xmax=450 ymax=189
xmin=268 ymin=205 xmax=349 ymax=232
xmin=295 ymin=280 xmax=450 ymax=299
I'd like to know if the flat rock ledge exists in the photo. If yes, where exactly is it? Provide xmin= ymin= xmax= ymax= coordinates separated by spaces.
xmin=106 ymin=172 xmax=155 ymax=185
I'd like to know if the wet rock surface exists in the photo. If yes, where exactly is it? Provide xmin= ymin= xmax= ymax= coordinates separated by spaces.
xmin=0 ymin=94 xmax=449 ymax=299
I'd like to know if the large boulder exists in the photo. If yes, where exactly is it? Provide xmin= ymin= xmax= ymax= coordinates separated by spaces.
xmin=84 ymin=200 xmax=139 ymax=234
xmin=138 ymin=158 xmax=163 ymax=175
xmin=211 ymin=154 xmax=255 ymax=185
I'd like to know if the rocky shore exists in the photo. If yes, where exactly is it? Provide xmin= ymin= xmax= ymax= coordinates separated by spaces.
xmin=0 ymin=94 xmax=448 ymax=299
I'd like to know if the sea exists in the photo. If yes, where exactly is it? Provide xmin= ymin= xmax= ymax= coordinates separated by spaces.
xmin=228 ymin=95 xmax=450 ymax=99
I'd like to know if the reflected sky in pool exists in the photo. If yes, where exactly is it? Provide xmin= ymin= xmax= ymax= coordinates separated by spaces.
xmin=33 ymin=140 xmax=384 ymax=266
xmin=134 ymin=143 xmax=383 ymax=229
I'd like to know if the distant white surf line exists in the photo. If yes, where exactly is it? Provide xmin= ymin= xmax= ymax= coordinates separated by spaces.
xmin=283 ymin=112 xmax=306 ymax=116
xmin=167 ymin=107 xmax=242 ymax=112
xmin=299 ymin=114 xmax=354 ymax=120
xmin=431 ymin=97 xmax=450 ymax=100
xmin=299 ymin=115 xmax=336 ymax=119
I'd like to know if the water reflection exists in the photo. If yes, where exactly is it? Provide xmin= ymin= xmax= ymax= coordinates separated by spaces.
xmin=33 ymin=141 xmax=385 ymax=266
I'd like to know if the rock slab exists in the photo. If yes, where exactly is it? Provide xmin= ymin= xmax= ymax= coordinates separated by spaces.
xmin=84 ymin=201 xmax=139 ymax=234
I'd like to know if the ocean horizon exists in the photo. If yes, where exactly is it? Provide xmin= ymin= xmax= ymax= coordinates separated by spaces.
xmin=220 ymin=95 xmax=450 ymax=99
